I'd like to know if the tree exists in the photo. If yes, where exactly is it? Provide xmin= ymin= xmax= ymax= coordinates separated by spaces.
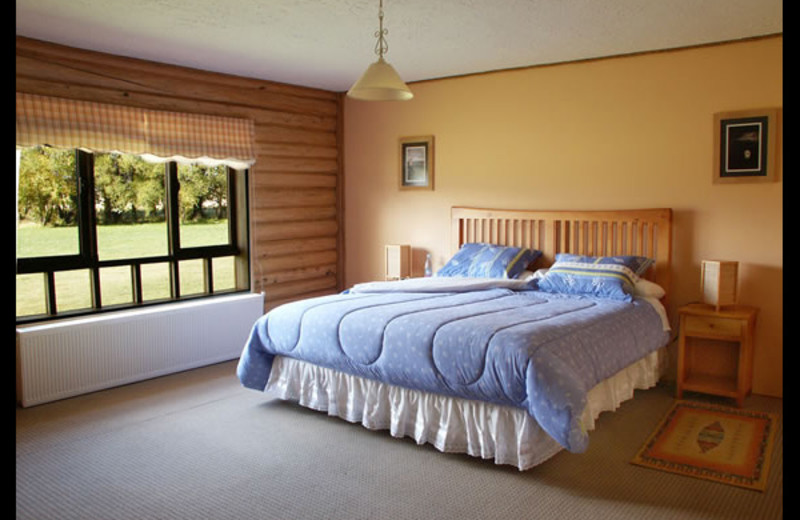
xmin=134 ymin=160 xmax=166 ymax=221
xmin=94 ymin=153 xmax=165 ymax=224
xmin=18 ymin=147 xmax=222 ymax=228
xmin=17 ymin=147 xmax=77 ymax=226
xmin=177 ymin=164 xmax=227 ymax=222
xmin=204 ymin=165 xmax=228 ymax=219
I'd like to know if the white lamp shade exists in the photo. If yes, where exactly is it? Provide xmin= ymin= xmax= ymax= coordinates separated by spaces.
xmin=700 ymin=260 xmax=738 ymax=310
xmin=347 ymin=58 xmax=413 ymax=101
xmin=385 ymin=244 xmax=411 ymax=279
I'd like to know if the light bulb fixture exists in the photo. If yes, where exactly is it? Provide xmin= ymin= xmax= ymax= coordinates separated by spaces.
xmin=347 ymin=0 xmax=413 ymax=101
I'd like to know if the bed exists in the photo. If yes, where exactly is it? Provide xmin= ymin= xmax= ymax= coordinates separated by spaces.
xmin=238 ymin=207 xmax=673 ymax=470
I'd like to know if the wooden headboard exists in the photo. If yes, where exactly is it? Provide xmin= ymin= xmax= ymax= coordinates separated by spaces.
xmin=451 ymin=207 xmax=673 ymax=298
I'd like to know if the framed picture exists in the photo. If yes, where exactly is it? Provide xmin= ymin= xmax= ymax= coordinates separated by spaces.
xmin=399 ymin=136 xmax=434 ymax=190
xmin=713 ymin=108 xmax=778 ymax=184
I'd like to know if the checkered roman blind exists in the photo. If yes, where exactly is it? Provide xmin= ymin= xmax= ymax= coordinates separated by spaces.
xmin=15 ymin=92 xmax=256 ymax=168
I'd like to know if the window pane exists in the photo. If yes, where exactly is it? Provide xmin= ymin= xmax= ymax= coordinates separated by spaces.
xmin=179 ymin=259 xmax=206 ymax=296
xmin=97 ymin=222 xmax=168 ymax=261
xmin=177 ymin=164 xmax=230 ymax=248
xmin=94 ymin=153 xmax=168 ymax=260
xmin=17 ymin=147 xmax=79 ymax=258
xmin=141 ymin=263 xmax=171 ymax=302
xmin=16 ymin=274 xmax=47 ymax=318
xmin=213 ymin=256 xmax=236 ymax=292
xmin=55 ymin=269 xmax=92 ymax=313
xmin=100 ymin=266 xmax=133 ymax=307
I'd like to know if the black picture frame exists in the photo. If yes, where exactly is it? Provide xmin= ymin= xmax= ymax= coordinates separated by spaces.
xmin=713 ymin=109 xmax=777 ymax=184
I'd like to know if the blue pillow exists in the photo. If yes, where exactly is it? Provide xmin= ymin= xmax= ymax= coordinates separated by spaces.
xmin=536 ymin=254 xmax=654 ymax=301
xmin=436 ymin=243 xmax=541 ymax=279
xmin=551 ymin=254 xmax=654 ymax=276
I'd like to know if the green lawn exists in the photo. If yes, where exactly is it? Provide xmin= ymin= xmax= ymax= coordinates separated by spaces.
xmin=16 ymin=221 xmax=235 ymax=318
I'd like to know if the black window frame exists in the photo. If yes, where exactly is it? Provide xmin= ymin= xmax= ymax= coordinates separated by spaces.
xmin=16 ymin=149 xmax=250 ymax=324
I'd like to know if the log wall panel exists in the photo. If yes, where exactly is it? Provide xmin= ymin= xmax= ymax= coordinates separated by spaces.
xmin=16 ymin=45 xmax=339 ymax=113
xmin=261 ymin=277 xmax=338 ymax=303
xmin=258 ymin=143 xmax=338 ymax=159
xmin=255 ymin=156 xmax=338 ymax=174
xmin=262 ymin=264 xmax=338 ymax=286
xmin=255 ymin=125 xmax=337 ymax=147
xmin=264 ymin=289 xmax=338 ymax=313
xmin=16 ymin=37 xmax=325 ymax=92
xmin=259 ymin=173 xmax=337 ymax=189
xmin=255 ymin=207 xmax=338 ymax=223
xmin=259 ymin=237 xmax=338 ymax=257
xmin=253 ymin=188 xmax=337 ymax=209
xmin=253 ymin=220 xmax=339 ymax=243
xmin=16 ymin=36 xmax=344 ymax=312
xmin=260 ymin=250 xmax=339 ymax=274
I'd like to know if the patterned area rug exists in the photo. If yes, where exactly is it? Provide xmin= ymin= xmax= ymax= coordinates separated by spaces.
xmin=631 ymin=400 xmax=779 ymax=491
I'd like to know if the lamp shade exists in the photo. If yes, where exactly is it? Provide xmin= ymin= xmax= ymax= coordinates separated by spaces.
xmin=347 ymin=58 xmax=413 ymax=101
xmin=385 ymin=244 xmax=411 ymax=280
xmin=700 ymin=260 xmax=738 ymax=310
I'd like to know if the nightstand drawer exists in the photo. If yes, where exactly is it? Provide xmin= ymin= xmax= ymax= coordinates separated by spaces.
xmin=684 ymin=315 xmax=741 ymax=338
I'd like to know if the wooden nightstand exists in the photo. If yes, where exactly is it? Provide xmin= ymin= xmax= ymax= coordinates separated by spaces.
xmin=676 ymin=303 xmax=757 ymax=407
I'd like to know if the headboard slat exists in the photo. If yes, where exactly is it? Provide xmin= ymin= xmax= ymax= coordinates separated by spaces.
xmin=451 ymin=207 xmax=673 ymax=301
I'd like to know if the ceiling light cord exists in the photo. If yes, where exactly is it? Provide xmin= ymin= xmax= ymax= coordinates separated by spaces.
xmin=374 ymin=0 xmax=388 ymax=59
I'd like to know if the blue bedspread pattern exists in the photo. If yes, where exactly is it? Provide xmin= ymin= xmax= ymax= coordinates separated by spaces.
xmin=237 ymin=283 xmax=668 ymax=453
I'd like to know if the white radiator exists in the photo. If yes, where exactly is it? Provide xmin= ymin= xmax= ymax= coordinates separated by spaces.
xmin=16 ymin=292 xmax=264 ymax=407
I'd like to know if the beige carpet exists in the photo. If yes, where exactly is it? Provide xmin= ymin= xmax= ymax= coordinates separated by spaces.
xmin=16 ymin=361 xmax=783 ymax=520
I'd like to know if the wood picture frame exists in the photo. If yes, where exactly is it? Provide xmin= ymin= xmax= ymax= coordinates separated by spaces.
xmin=399 ymin=136 xmax=434 ymax=190
xmin=713 ymin=108 xmax=778 ymax=184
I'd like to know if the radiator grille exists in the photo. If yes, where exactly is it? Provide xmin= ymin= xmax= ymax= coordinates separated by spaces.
xmin=16 ymin=293 xmax=264 ymax=407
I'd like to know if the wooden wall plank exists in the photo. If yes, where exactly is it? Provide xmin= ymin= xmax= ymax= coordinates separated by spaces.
xmin=260 ymin=250 xmax=339 ymax=273
xmin=257 ymin=237 xmax=338 ymax=257
xmin=256 ymin=125 xmax=337 ymax=147
xmin=253 ymin=220 xmax=339 ymax=242
xmin=260 ymin=276 xmax=338 ymax=301
xmin=259 ymin=173 xmax=337 ymax=189
xmin=262 ymin=264 xmax=338 ymax=285
xmin=257 ymin=143 xmax=338 ymax=159
xmin=252 ymin=188 xmax=337 ymax=209
xmin=16 ymin=37 xmax=338 ymax=103
xmin=254 ymin=207 xmax=338 ymax=223
xmin=15 ymin=75 xmax=338 ymax=130
xmin=255 ymin=156 xmax=339 ymax=174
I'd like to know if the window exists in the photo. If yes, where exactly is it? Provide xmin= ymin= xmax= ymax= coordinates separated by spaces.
xmin=15 ymin=92 xmax=255 ymax=323
xmin=16 ymin=146 xmax=250 ymax=323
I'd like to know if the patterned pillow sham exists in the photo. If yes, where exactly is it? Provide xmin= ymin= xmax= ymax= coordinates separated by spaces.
xmin=435 ymin=243 xmax=542 ymax=280
xmin=536 ymin=254 xmax=654 ymax=301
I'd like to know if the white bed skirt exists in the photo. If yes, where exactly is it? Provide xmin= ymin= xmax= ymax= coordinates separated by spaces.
xmin=265 ymin=348 xmax=668 ymax=470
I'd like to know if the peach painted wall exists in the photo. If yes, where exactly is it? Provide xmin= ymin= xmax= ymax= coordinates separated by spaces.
xmin=343 ymin=36 xmax=782 ymax=397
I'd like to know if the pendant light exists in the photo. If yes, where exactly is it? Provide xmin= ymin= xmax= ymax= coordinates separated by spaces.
xmin=347 ymin=0 xmax=413 ymax=101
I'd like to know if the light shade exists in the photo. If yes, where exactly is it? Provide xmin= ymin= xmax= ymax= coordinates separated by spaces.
xmin=385 ymin=244 xmax=411 ymax=280
xmin=701 ymin=260 xmax=738 ymax=310
xmin=347 ymin=58 xmax=413 ymax=101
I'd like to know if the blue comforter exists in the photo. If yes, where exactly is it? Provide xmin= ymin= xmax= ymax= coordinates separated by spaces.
xmin=237 ymin=278 xmax=669 ymax=453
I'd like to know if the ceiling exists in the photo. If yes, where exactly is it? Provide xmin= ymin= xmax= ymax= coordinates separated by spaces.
xmin=16 ymin=0 xmax=782 ymax=93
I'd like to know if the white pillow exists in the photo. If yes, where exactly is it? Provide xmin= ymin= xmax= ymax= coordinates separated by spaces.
xmin=633 ymin=278 xmax=665 ymax=299
xmin=516 ymin=268 xmax=548 ymax=281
